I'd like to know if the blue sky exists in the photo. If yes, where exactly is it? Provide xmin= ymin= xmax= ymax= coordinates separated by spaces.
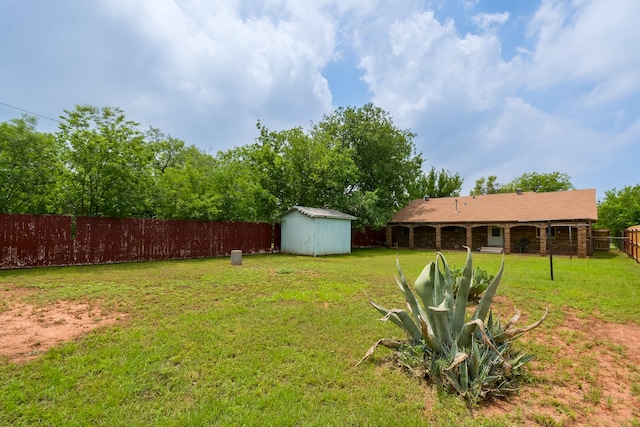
xmin=2 ymin=0 xmax=639 ymax=199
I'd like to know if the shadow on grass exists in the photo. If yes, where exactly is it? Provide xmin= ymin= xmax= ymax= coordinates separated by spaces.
xmin=591 ymin=250 xmax=624 ymax=260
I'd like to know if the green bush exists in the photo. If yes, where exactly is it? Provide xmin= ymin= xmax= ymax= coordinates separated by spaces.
xmin=452 ymin=266 xmax=493 ymax=301
xmin=358 ymin=248 xmax=547 ymax=405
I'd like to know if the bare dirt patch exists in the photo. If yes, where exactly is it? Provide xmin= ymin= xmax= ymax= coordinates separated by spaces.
xmin=0 ymin=289 xmax=127 ymax=363
xmin=475 ymin=304 xmax=640 ymax=426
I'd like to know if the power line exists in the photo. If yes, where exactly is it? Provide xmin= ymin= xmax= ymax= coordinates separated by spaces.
xmin=0 ymin=101 xmax=62 ymax=124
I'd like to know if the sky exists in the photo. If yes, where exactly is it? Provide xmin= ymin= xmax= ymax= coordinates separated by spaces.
xmin=2 ymin=0 xmax=639 ymax=200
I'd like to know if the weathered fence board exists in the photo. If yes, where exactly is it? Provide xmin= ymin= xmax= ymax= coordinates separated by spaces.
xmin=352 ymin=227 xmax=386 ymax=248
xmin=624 ymin=225 xmax=640 ymax=263
xmin=1 ymin=214 xmax=278 ymax=269
xmin=1 ymin=214 xmax=386 ymax=269
xmin=0 ymin=214 xmax=74 ymax=267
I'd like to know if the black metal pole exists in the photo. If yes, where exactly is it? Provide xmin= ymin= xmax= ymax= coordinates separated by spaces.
xmin=548 ymin=220 xmax=554 ymax=280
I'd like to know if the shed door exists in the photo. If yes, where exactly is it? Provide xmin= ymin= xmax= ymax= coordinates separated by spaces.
xmin=487 ymin=226 xmax=504 ymax=247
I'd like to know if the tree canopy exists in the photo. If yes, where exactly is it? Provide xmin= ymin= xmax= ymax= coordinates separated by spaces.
xmin=408 ymin=167 xmax=464 ymax=199
xmin=57 ymin=105 xmax=155 ymax=217
xmin=470 ymin=172 xmax=574 ymax=195
xmin=311 ymin=104 xmax=423 ymax=227
xmin=0 ymin=116 xmax=64 ymax=214
xmin=501 ymin=171 xmax=574 ymax=193
xmin=13 ymin=105 xmax=638 ymax=237
xmin=0 ymin=103 xmax=433 ymax=228
xmin=595 ymin=185 xmax=640 ymax=239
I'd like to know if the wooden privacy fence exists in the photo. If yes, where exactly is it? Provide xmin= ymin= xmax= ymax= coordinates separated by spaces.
xmin=0 ymin=214 xmax=386 ymax=269
xmin=623 ymin=225 xmax=640 ymax=263
xmin=592 ymin=229 xmax=610 ymax=251
xmin=0 ymin=214 xmax=279 ymax=269
xmin=351 ymin=227 xmax=386 ymax=248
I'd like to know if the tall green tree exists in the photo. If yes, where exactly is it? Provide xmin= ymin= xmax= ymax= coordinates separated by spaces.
xmin=408 ymin=167 xmax=464 ymax=199
xmin=153 ymin=146 xmax=221 ymax=221
xmin=57 ymin=105 xmax=154 ymax=217
xmin=244 ymin=122 xmax=296 ymax=222
xmin=596 ymin=185 xmax=640 ymax=240
xmin=470 ymin=172 xmax=574 ymax=195
xmin=0 ymin=115 xmax=64 ymax=214
xmin=312 ymin=103 xmax=423 ymax=227
xmin=501 ymin=171 xmax=574 ymax=193
xmin=209 ymin=148 xmax=271 ymax=222
xmin=244 ymin=122 xmax=359 ymax=223
xmin=470 ymin=175 xmax=502 ymax=195
xmin=146 ymin=127 xmax=187 ymax=174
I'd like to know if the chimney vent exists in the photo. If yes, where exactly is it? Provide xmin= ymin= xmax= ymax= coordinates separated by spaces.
xmin=516 ymin=188 xmax=523 ymax=195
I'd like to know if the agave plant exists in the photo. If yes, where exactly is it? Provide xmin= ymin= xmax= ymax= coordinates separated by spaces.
xmin=357 ymin=247 xmax=547 ymax=404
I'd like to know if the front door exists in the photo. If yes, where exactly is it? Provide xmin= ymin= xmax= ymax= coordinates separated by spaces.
xmin=488 ymin=226 xmax=504 ymax=247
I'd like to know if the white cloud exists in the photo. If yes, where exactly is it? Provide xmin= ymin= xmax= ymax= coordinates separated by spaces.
xmin=526 ymin=0 xmax=640 ymax=105
xmin=2 ymin=0 xmax=639 ymax=197
xmin=355 ymin=9 xmax=517 ymax=129
xmin=471 ymin=12 xmax=510 ymax=30
xmin=100 ymin=0 xmax=342 ymax=144
xmin=345 ymin=0 xmax=640 ymax=195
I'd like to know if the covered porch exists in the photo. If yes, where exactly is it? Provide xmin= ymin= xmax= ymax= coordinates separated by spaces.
xmin=386 ymin=221 xmax=593 ymax=258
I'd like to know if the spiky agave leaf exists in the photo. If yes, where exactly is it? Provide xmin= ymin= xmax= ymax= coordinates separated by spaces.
xmin=471 ymin=256 xmax=505 ymax=323
xmin=355 ymin=338 xmax=405 ymax=367
xmin=367 ymin=296 xmax=405 ymax=329
xmin=395 ymin=257 xmax=429 ymax=329
xmin=456 ymin=258 xmax=506 ymax=349
xmin=418 ymin=315 xmax=443 ymax=354
xmin=414 ymin=261 xmax=437 ymax=326
xmin=494 ymin=307 xmax=549 ymax=344
xmin=427 ymin=301 xmax=454 ymax=348
xmin=452 ymin=247 xmax=474 ymax=338
xmin=437 ymin=253 xmax=455 ymax=329
xmin=381 ymin=308 xmax=423 ymax=342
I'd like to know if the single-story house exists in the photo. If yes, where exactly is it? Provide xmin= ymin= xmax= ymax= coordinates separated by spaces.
xmin=281 ymin=206 xmax=357 ymax=256
xmin=387 ymin=189 xmax=598 ymax=258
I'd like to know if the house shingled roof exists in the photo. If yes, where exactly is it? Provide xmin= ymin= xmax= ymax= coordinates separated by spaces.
xmin=389 ymin=189 xmax=597 ymax=224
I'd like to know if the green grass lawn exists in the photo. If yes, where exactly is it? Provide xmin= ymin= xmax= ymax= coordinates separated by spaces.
xmin=0 ymin=249 xmax=638 ymax=426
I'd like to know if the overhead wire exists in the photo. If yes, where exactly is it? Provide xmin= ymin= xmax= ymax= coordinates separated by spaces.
xmin=0 ymin=101 xmax=62 ymax=123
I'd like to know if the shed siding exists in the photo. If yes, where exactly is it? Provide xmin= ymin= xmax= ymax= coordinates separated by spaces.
xmin=280 ymin=210 xmax=352 ymax=256
xmin=281 ymin=211 xmax=314 ymax=255
xmin=312 ymin=217 xmax=352 ymax=255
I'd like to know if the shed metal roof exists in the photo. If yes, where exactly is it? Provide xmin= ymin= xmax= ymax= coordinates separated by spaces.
xmin=389 ymin=189 xmax=597 ymax=224
xmin=284 ymin=206 xmax=357 ymax=221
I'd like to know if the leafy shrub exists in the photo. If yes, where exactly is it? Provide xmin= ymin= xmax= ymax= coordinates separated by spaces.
xmin=358 ymin=248 xmax=547 ymax=405
xmin=451 ymin=266 xmax=493 ymax=301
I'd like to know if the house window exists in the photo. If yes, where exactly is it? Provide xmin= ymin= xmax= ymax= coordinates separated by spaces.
xmin=491 ymin=227 xmax=501 ymax=237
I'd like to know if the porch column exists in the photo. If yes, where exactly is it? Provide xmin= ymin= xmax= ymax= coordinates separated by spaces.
xmin=539 ymin=225 xmax=547 ymax=256
xmin=386 ymin=225 xmax=392 ymax=248
xmin=466 ymin=226 xmax=473 ymax=249
xmin=578 ymin=225 xmax=587 ymax=258
xmin=435 ymin=225 xmax=442 ymax=250
xmin=504 ymin=226 xmax=511 ymax=255
xmin=409 ymin=226 xmax=415 ymax=249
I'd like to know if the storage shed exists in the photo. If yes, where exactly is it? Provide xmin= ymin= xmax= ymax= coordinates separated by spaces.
xmin=280 ymin=206 xmax=357 ymax=256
